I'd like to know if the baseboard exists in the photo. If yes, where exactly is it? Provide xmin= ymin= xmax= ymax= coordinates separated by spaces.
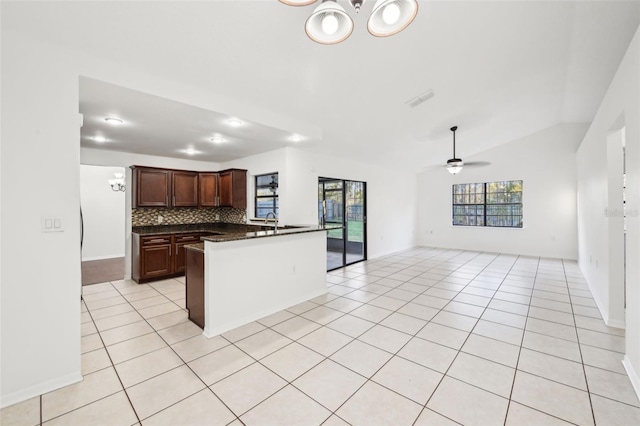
xmin=606 ymin=318 xmax=626 ymax=329
xmin=0 ymin=371 xmax=82 ymax=409
xmin=81 ymin=254 xmax=125 ymax=262
xmin=622 ymin=356 xmax=640 ymax=402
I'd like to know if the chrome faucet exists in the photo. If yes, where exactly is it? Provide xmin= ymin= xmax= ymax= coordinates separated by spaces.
xmin=265 ymin=211 xmax=278 ymax=231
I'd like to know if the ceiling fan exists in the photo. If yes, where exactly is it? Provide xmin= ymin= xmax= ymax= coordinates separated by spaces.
xmin=445 ymin=126 xmax=490 ymax=174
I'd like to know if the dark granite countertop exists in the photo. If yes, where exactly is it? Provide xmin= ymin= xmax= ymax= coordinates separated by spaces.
xmin=132 ymin=222 xmax=268 ymax=236
xmin=184 ymin=242 xmax=205 ymax=252
xmin=201 ymin=225 xmax=336 ymax=243
xmin=133 ymin=222 xmax=339 ymax=243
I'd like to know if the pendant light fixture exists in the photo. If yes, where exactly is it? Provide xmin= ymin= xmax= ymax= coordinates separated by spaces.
xmin=280 ymin=0 xmax=418 ymax=44
xmin=305 ymin=0 xmax=354 ymax=45
xmin=367 ymin=0 xmax=418 ymax=37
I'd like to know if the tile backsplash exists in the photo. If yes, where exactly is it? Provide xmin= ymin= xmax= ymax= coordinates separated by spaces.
xmin=132 ymin=207 xmax=247 ymax=227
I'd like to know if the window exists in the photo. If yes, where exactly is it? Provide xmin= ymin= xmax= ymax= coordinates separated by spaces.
xmin=255 ymin=172 xmax=279 ymax=218
xmin=453 ymin=180 xmax=523 ymax=228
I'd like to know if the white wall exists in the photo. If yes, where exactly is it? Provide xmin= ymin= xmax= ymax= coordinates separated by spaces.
xmin=222 ymin=147 xmax=418 ymax=260
xmin=417 ymin=124 xmax=586 ymax=259
xmin=80 ymin=165 xmax=126 ymax=261
xmin=576 ymin=27 xmax=640 ymax=397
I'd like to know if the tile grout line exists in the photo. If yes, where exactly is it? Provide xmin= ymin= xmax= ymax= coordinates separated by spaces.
xmin=503 ymin=255 xmax=539 ymax=425
xmin=563 ymin=258 xmax=598 ymax=426
xmin=417 ymin=251 xmax=522 ymax=425
xmin=106 ymin=278 xmax=245 ymax=425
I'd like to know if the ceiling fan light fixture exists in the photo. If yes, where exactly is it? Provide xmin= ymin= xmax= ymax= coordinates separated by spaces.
xmin=305 ymin=0 xmax=354 ymax=44
xmin=446 ymin=159 xmax=464 ymax=175
xmin=367 ymin=0 xmax=418 ymax=37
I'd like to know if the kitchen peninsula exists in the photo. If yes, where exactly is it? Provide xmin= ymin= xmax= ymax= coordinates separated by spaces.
xmin=185 ymin=224 xmax=330 ymax=337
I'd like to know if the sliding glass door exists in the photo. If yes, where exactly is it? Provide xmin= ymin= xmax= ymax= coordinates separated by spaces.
xmin=319 ymin=178 xmax=367 ymax=271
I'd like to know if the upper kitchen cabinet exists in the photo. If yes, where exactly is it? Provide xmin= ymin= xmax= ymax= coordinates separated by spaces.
xmin=132 ymin=167 xmax=171 ymax=208
xmin=199 ymin=172 xmax=219 ymax=207
xmin=199 ymin=169 xmax=247 ymax=208
xmin=172 ymin=171 xmax=199 ymax=207
xmin=132 ymin=166 xmax=197 ymax=208
xmin=218 ymin=169 xmax=247 ymax=209
xmin=133 ymin=166 xmax=246 ymax=209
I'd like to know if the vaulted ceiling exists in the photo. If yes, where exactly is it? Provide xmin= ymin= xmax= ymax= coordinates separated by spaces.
xmin=4 ymin=1 xmax=640 ymax=171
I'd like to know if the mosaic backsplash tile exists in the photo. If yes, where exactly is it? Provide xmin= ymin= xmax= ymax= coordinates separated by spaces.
xmin=132 ymin=207 xmax=247 ymax=227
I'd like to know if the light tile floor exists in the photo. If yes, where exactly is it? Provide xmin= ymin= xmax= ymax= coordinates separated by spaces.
xmin=3 ymin=247 xmax=640 ymax=425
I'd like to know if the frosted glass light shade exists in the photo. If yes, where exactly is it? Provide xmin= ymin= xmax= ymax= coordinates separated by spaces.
xmin=305 ymin=0 xmax=354 ymax=44
xmin=446 ymin=159 xmax=464 ymax=175
xmin=368 ymin=0 xmax=418 ymax=37
xmin=279 ymin=0 xmax=318 ymax=6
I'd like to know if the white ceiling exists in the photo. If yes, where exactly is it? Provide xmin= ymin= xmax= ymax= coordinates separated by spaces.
xmin=5 ymin=1 xmax=640 ymax=171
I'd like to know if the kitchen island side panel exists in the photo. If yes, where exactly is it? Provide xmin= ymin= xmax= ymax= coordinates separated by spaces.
xmin=203 ymin=231 xmax=327 ymax=337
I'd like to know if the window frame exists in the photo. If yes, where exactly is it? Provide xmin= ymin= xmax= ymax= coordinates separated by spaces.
xmin=254 ymin=172 xmax=279 ymax=219
xmin=452 ymin=180 xmax=523 ymax=228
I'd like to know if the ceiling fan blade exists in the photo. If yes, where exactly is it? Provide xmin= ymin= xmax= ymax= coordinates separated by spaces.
xmin=464 ymin=161 xmax=491 ymax=168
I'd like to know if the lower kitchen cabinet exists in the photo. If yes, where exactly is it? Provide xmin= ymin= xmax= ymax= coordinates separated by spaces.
xmin=174 ymin=234 xmax=201 ymax=273
xmin=132 ymin=233 xmax=201 ymax=283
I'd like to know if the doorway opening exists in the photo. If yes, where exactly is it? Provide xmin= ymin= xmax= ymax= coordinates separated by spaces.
xmin=318 ymin=178 xmax=367 ymax=271
xmin=606 ymin=126 xmax=626 ymax=327
xmin=80 ymin=164 xmax=127 ymax=286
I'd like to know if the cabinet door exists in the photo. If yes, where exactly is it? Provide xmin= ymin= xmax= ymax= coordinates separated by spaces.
xmin=174 ymin=234 xmax=200 ymax=273
xmin=140 ymin=244 xmax=172 ymax=278
xmin=218 ymin=171 xmax=233 ymax=207
xmin=199 ymin=173 xmax=219 ymax=207
xmin=172 ymin=171 xmax=199 ymax=207
xmin=135 ymin=168 xmax=170 ymax=207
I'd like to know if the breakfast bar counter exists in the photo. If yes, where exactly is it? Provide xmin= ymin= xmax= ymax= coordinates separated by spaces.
xmin=187 ymin=225 xmax=332 ymax=337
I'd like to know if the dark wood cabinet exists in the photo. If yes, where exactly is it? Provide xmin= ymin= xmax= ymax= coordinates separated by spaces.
xmin=199 ymin=169 xmax=246 ymax=208
xmin=135 ymin=235 xmax=173 ymax=280
xmin=199 ymin=173 xmax=219 ymax=207
xmin=174 ymin=234 xmax=201 ymax=273
xmin=132 ymin=167 xmax=203 ymax=208
xmin=219 ymin=169 xmax=247 ymax=209
xmin=172 ymin=171 xmax=199 ymax=207
xmin=185 ymin=247 xmax=205 ymax=328
xmin=133 ymin=168 xmax=171 ymax=208
xmin=132 ymin=233 xmax=201 ymax=283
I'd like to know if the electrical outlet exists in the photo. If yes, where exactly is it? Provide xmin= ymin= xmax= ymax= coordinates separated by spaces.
xmin=158 ymin=215 xmax=163 ymax=224
xmin=215 ymin=213 xmax=220 ymax=221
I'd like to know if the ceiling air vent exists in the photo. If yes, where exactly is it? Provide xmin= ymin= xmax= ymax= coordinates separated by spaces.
xmin=406 ymin=89 xmax=435 ymax=108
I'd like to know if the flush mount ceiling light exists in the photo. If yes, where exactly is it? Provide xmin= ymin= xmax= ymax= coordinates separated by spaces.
xmin=104 ymin=117 xmax=123 ymax=125
xmin=226 ymin=118 xmax=243 ymax=127
xmin=289 ymin=134 xmax=304 ymax=142
xmin=281 ymin=0 xmax=418 ymax=44
xmin=93 ymin=135 xmax=107 ymax=143
xmin=181 ymin=147 xmax=201 ymax=156
xmin=209 ymin=135 xmax=227 ymax=144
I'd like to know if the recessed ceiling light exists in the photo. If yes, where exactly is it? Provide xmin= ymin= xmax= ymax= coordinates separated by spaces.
xmin=209 ymin=135 xmax=227 ymax=144
xmin=289 ymin=134 xmax=304 ymax=142
xmin=104 ymin=117 xmax=123 ymax=125
xmin=226 ymin=118 xmax=243 ymax=127
xmin=182 ymin=148 xmax=200 ymax=156
xmin=93 ymin=135 xmax=107 ymax=143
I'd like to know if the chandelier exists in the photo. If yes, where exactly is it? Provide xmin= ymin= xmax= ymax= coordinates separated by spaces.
xmin=279 ymin=0 xmax=419 ymax=45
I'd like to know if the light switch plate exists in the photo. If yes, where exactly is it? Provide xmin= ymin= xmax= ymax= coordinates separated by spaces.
xmin=42 ymin=216 xmax=64 ymax=233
